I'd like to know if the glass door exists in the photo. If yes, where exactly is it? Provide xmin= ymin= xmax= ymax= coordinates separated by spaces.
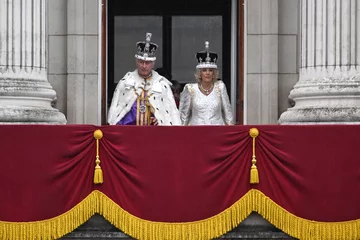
xmin=107 ymin=0 xmax=234 ymax=117
xmin=171 ymin=16 xmax=223 ymax=84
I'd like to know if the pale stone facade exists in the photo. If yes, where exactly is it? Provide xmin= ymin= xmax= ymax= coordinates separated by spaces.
xmin=2 ymin=0 xmax=359 ymax=125
xmin=246 ymin=0 xmax=299 ymax=124
xmin=43 ymin=0 xmax=302 ymax=125
xmin=47 ymin=0 xmax=100 ymax=124
xmin=0 ymin=0 xmax=304 ymax=125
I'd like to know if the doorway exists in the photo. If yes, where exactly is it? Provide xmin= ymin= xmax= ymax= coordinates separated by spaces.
xmin=105 ymin=0 xmax=244 ymax=124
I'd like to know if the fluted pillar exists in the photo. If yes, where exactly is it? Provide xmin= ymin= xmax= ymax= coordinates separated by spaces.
xmin=279 ymin=0 xmax=360 ymax=124
xmin=0 ymin=0 xmax=66 ymax=124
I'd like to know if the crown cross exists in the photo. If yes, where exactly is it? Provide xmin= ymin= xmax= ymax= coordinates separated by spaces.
xmin=205 ymin=55 xmax=211 ymax=63
xmin=144 ymin=33 xmax=152 ymax=53
xmin=205 ymin=41 xmax=211 ymax=62
xmin=146 ymin=33 xmax=152 ymax=42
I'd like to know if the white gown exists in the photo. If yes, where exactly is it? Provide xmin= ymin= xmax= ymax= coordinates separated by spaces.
xmin=179 ymin=81 xmax=234 ymax=125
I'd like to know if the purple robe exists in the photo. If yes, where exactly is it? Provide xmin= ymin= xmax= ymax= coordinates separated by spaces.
xmin=117 ymin=101 xmax=137 ymax=125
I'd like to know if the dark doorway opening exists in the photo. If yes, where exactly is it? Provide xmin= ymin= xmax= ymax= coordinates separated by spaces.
xmin=107 ymin=0 xmax=233 ymax=110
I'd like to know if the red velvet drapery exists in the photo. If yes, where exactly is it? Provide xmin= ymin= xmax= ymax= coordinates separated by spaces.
xmin=1 ymin=125 xmax=360 ymax=239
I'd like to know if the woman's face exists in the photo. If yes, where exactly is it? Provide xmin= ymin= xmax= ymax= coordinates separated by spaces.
xmin=200 ymin=68 xmax=214 ymax=83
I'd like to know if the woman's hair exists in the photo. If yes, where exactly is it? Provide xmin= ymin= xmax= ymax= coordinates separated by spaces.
xmin=194 ymin=68 xmax=220 ymax=83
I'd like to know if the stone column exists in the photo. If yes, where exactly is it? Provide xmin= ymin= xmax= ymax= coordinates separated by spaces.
xmin=0 ymin=0 xmax=66 ymax=124
xmin=279 ymin=0 xmax=360 ymax=124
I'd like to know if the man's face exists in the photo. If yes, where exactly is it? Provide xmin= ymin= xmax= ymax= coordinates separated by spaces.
xmin=136 ymin=59 xmax=154 ymax=78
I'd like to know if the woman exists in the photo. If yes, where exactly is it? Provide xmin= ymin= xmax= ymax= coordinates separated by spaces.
xmin=179 ymin=41 xmax=234 ymax=125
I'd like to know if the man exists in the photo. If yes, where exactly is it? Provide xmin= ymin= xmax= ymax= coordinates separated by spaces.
xmin=107 ymin=33 xmax=181 ymax=126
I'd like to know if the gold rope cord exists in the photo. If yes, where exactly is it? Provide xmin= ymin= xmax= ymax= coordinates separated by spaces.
xmin=249 ymin=128 xmax=259 ymax=184
xmin=93 ymin=129 xmax=103 ymax=184
xmin=134 ymin=88 xmax=154 ymax=126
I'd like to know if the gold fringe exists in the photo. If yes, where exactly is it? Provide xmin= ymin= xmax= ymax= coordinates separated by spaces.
xmin=93 ymin=129 xmax=103 ymax=184
xmin=0 ymin=191 xmax=98 ymax=240
xmin=97 ymin=190 xmax=360 ymax=240
xmin=97 ymin=190 xmax=251 ymax=240
xmin=250 ymin=190 xmax=360 ymax=240
xmin=249 ymin=128 xmax=259 ymax=184
xmin=1 ymin=190 xmax=360 ymax=239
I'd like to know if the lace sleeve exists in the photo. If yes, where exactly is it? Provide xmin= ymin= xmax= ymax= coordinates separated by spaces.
xmin=218 ymin=81 xmax=234 ymax=125
xmin=179 ymin=84 xmax=193 ymax=125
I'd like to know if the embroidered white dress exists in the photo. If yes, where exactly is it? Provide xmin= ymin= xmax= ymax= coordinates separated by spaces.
xmin=179 ymin=81 xmax=234 ymax=125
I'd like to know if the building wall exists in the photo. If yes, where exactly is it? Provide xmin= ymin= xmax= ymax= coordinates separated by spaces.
xmin=46 ymin=0 xmax=300 ymax=125
xmin=47 ymin=0 xmax=100 ymax=124
xmin=245 ymin=0 xmax=299 ymax=124
xmin=47 ymin=0 xmax=68 ymax=118
xmin=277 ymin=0 xmax=299 ymax=121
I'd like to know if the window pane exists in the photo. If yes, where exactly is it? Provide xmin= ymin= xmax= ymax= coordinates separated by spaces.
xmin=114 ymin=16 xmax=163 ymax=83
xmin=171 ymin=16 xmax=222 ymax=84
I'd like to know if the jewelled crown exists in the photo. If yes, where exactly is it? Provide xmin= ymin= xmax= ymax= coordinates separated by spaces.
xmin=196 ymin=41 xmax=218 ymax=69
xmin=135 ymin=32 xmax=158 ymax=61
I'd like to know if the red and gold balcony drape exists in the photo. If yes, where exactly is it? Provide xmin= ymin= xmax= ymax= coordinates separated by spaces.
xmin=0 ymin=125 xmax=360 ymax=240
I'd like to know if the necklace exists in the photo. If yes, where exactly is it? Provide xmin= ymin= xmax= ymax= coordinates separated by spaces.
xmin=199 ymin=83 xmax=213 ymax=95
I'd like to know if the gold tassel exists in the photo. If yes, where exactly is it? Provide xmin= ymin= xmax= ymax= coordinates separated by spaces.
xmin=250 ymin=165 xmax=259 ymax=184
xmin=93 ymin=129 xmax=104 ymax=184
xmin=94 ymin=165 xmax=103 ymax=184
xmin=249 ymin=128 xmax=259 ymax=184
